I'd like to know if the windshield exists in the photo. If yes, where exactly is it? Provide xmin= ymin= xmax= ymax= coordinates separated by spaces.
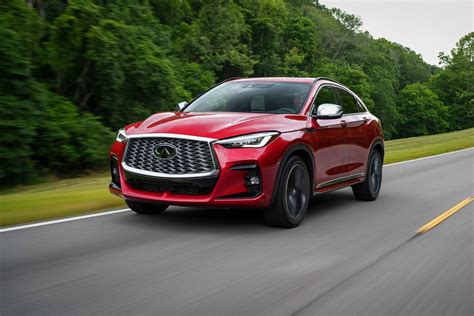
xmin=184 ymin=82 xmax=312 ymax=114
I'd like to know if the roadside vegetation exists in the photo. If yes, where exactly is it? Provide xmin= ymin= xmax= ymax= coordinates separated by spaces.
xmin=1 ymin=1 xmax=473 ymax=187
xmin=1 ymin=128 xmax=473 ymax=227
xmin=1 ymin=174 xmax=125 ymax=227
xmin=383 ymin=128 xmax=474 ymax=164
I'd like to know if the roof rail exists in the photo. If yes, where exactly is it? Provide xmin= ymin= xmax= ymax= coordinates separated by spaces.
xmin=313 ymin=77 xmax=343 ymax=85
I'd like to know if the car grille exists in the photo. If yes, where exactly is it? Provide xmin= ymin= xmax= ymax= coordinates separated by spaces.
xmin=124 ymin=137 xmax=215 ymax=175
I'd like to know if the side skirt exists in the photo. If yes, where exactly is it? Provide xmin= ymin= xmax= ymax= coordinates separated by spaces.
xmin=314 ymin=173 xmax=365 ymax=195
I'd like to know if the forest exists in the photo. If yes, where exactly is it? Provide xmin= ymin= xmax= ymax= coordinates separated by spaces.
xmin=1 ymin=0 xmax=473 ymax=185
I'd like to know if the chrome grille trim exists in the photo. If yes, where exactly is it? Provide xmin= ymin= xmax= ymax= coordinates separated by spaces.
xmin=126 ymin=133 xmax=216 ymax=142
xmin=122 ymin=133 xmax=219 ymax=178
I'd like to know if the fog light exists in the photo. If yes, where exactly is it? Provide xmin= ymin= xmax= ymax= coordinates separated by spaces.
xmin=245 ymin=173 xmax=261 ymax=195
xmin=112 ymin=166 xmax=119 ymax=177
xmin=110 ymin=157 xmax=121 ymax=188
xmin=249 ymin=176 xmax=260 ymax=185
xmin=229 ymin=164 xmax=262 ymax=197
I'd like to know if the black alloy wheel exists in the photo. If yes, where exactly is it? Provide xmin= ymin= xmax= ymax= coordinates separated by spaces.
xmin=285 ymin=163 xmax=310 ymax=221
xmin=368 ymin=152 xmax=382 ymax=195
xmin=352 ymin=150 xmax=383 ymax=201
xmin=264 ymin=156 xmax=311 ymax=228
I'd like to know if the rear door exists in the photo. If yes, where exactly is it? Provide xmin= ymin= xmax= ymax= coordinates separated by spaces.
xmin=310 ymin=85 xmax=351 ymax=188
xmin=336 ymin=88 xmax=372 ymax=176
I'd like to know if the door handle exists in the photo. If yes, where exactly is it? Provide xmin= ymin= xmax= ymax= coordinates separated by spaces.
xmin=340 ymin=120 xmax=347 ymax=127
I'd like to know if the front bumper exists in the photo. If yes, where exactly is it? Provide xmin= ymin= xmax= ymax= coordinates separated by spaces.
xmin=109 ymin=138 xmax=285 ymax=208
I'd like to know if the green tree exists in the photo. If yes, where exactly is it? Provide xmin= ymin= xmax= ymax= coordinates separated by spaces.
xmin=281 ymin=15 xmax=318 ymax=75
xmin=32 ymin=93 xmax=113 ymax=174
xmin=86 ymin=17 xmax=182 ymax=127
xmin=47 ymin=0 xmax=186 ymax=128
xmin=149 ymin=0 xmax=192 ymax=25
xmin=0 ymin=0 xmax=113 ymax=185
xmin=396 ymin=83 xmax=448 ymax=138
xmin=240 ymin=0 xmax=288 ymax=76
xmin=430 ymin=32 xmax=474 ymax=130
xmin=47 ymin=0 xmax=101 ymax=97
xmin=0 ymin=0 xmax=43 ymax=185
xmin=182 ymin=0 xmax=256 ymax=80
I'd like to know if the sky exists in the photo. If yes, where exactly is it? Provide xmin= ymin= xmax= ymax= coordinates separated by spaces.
xmin=320 ymin=0 xmax=473 ymax=65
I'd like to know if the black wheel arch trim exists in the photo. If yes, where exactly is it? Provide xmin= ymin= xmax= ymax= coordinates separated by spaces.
xmin=364 ymin=138 xmax=384 ymax=180
xmin=270 ymin=143 xmax=315 ymax=205
xmin=369 ymin=138 xmax=385 ymax=159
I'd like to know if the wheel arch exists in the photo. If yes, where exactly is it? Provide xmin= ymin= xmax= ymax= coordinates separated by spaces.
xmin=370 ymin=138 xmax=385 ymax=161
xmin=271 ymin=143 xmax=315 ymax=205
xmin=362 ymin=138 xmax=384 ymax=180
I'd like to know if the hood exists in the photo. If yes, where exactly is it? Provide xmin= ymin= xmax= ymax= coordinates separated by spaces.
xmin=125 ymin=112 xmax=307 ymax=139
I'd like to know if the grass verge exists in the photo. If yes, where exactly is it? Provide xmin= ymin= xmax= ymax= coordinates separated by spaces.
xmin=1 ymin=128 xmax=473 ymax=227
xmin=1 ymin=175 xmax=125 ymax=227
xmin=384 ymin=128 xmax=474 ymax=164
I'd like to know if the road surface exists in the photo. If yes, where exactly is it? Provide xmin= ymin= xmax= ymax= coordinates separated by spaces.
xmin=2 ymin=148 xmax=473 ymax=315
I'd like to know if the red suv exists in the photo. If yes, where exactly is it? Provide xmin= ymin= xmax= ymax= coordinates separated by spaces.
xmin=109 ymin=77 xmax=384 ymax=227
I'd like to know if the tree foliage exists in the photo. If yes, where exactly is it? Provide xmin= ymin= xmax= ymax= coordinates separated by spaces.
xmin=1 ymin=0 xmax=472 ymax=185
xmin=396 ymin=83 xmax=448 ymax=138
xmin=0 ymin=0 xmax=113 ymax=185
xmin=430 ymin=32 xmax=474 ymax=131
xmin=0 ymin=0 xmax=44 ymax=185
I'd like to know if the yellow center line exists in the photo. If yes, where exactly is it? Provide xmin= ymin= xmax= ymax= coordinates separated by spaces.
xmin=416 ymin=197 xmax=474 ymax=234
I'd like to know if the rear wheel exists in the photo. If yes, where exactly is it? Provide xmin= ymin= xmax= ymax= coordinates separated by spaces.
xmin=126 ymin=200 xmax=169 ymax=215
xmin=352 ymin=151 xmax=383 ymax=201
xmin=264 ymin=156 xmax=311 ymax=228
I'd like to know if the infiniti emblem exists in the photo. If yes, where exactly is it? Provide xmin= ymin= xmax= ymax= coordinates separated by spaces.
xmin=153 ymin=144 xmax=177 ymax=159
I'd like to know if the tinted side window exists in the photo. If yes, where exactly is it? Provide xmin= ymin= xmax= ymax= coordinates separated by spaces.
xmin=313 ymin=86 xmax=338 ymax=113
xmin=337 ymin=89 xmax=359 ymax=114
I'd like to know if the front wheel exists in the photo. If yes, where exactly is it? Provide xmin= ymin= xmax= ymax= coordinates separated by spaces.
xmin=126 ymin=200 xmax=169 ymax=215
xmin=352 ymin=151 xmax=383 ymax=201
xmin=263 ymin=156 xmax=311 ymax=228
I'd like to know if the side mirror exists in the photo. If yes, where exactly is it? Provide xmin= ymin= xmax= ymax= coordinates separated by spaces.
xmin=175 ymin=101 xmax=188 ymax=112
xmin=314 ymin=103 xmax=343 ymax=119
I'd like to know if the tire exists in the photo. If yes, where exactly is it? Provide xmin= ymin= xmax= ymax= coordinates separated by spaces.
xmin=126 ymin=200 xmax=169 ymax=215
xmin=263 ymin=156 xmax=311 ymax=228
xmin=352 ymin=150 xmax=383 ymax=201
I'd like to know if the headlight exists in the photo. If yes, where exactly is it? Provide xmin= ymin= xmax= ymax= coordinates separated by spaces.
xmin=116 ymin=128 xmax=127 ymax=142
xmin=216 ymin=132 xmax=279 ymax=148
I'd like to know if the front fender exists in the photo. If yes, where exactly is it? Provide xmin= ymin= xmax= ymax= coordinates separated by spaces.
xmin=269 ymin=130 xmax=316 ymax=205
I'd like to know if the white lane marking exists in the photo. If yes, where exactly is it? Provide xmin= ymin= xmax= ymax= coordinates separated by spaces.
xmin=2 ymin=146 xmax=473 ymax=233
xmin=384 ymin=147 xmax=473 ymax=168
xmin=0 ymin=208 xmax=131 ymax=233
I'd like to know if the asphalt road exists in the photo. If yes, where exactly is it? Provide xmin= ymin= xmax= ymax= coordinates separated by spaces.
xmin=2 ymin=149 xmax=473 ymax=315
